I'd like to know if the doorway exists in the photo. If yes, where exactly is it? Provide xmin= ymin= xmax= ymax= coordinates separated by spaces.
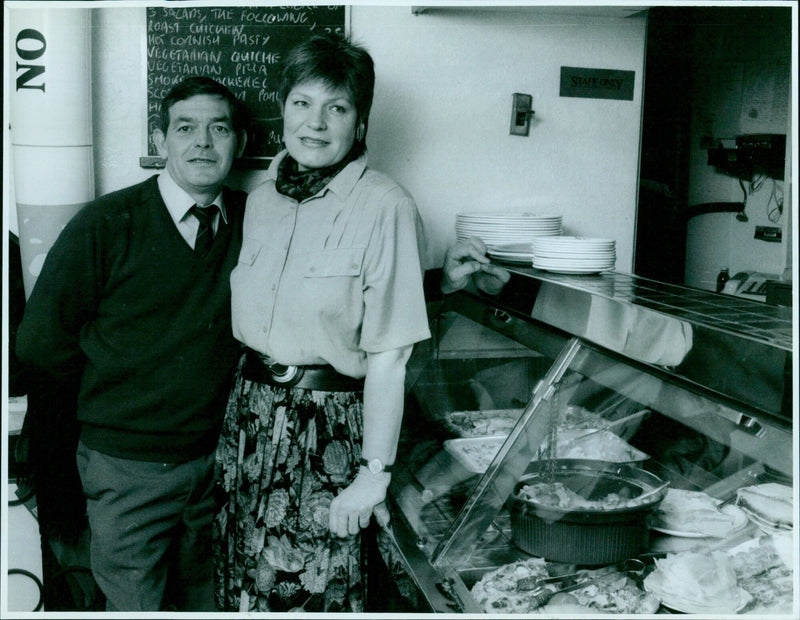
xmin=635 ymin=6 xmax=792 ymax=287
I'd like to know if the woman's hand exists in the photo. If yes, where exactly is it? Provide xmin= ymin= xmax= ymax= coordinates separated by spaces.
xmin=329 ymin=469 xmax=391 ymax=537
xmin=441 ymin=236 xmax=510 ymax=295
xmin=327 ymin=346 xmax=411 ymax=537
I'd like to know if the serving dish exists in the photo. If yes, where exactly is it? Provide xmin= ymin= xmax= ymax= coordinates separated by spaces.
xmin=443 ymin=408 xmax=522 ymax=438
xmin=648 ymin=503 xmax=748 ymax=538
xmin=444 ymin=435 xmax=508 ymax=474
xmin=541 ymin=428 xmax=648 ymax=463
xmin=643 ymin=550 xmax=754 ymax=614
xmin=656 ymin=591 xmax=751 ymax=614
xmin=444 ymin=428 xmax=647 ymax=475
xmin=509 ymin=459 xmax=667 ymax=565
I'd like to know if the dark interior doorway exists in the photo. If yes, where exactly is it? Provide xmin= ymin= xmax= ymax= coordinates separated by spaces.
xmin=635 ymin=7 xmax=695 ymax=284
xmin=634 ymin=6 xmax=791 ymax=285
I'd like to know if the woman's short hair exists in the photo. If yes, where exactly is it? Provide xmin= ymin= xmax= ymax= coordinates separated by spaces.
xmin=159 ymin=76 xmax=248 ymax=136
xmin=279 ymin=33 xmax=375 ymax=148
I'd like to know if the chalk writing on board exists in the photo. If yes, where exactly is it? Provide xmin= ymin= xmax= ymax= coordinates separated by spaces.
xmin=144 ymin=5 xmax=346 ymax=166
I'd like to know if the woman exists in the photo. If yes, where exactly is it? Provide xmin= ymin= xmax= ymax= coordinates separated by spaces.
xmin=214 ymin=33 xmax=431 ymax=612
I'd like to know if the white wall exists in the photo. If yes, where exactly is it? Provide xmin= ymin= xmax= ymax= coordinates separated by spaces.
xmin=89 ymin=5 xmax=646 ymax=270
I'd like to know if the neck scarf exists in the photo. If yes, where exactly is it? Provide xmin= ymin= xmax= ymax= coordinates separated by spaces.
xmin=275 ymin=150 xmax=359 ymax=202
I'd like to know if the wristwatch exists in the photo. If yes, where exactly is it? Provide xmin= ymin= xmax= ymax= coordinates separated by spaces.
xmin=360 ymin=457 xmax=393 ymax=474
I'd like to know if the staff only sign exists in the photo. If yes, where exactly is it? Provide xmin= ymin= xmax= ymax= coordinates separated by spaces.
xmin=560 ymin=66 xmax=635 ymax=101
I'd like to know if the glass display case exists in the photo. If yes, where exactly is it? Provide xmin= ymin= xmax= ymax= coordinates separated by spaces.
xmin=383 ymin=267 xmax=794 ymax=615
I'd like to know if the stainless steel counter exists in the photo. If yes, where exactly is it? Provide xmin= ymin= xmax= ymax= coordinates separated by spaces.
xmin=477 ymin=267 xmax=793 ymax=423
xmin=507 ymin=268 xmax=791 ymax=350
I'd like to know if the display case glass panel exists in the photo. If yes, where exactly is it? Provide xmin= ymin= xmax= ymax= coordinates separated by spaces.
xmin=389 ymin=273 xmax=793 ymax=616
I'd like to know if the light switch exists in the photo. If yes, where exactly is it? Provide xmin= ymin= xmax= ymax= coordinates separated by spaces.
xmin=510 ymin=93 xmax=534 ymax=136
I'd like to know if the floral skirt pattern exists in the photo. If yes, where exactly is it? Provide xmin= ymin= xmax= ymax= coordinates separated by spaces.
xmin=214 ymin=359 xmax=367 ymax=612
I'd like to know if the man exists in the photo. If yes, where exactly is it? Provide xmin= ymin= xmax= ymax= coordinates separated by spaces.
xmin=16 ymin=77 xmax=248 ymax=611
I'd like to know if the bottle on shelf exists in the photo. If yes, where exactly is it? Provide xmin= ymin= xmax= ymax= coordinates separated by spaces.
xmin=716 ymin=267 xmax=730 ymax=293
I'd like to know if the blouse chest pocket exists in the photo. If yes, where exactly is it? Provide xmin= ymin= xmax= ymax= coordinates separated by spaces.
xmin=304 ymin=247 xmax=365 ymax=278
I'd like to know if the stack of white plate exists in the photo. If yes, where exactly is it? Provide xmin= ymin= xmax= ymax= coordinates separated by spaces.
xmin=455 ymin=212 xmax=562 ymax=248
xmin=532 ymin=236 xmax=616 ymax=274
xmin=486 ymin=242 xmax=536 ymax=264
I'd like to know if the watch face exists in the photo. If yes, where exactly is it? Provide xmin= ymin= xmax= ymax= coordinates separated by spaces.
xmin=361 ymin=457 xmax=390 ymax=473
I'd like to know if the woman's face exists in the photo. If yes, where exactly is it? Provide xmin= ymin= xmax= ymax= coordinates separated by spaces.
xmin=283 ymin=79 xmax=358 ymax=171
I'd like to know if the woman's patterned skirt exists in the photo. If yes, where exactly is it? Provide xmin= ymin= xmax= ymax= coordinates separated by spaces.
xmin=214 ymin=357 xmax=367 ymax=612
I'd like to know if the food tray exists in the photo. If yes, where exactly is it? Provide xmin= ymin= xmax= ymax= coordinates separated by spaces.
xmin=443 ymin=408 xmax=522 ymax=438
xmin=444 ymin=436 xmax=507 ymax=474
xmin=543 ymin=429 xmax=649 ymax=463
xmin=442 ymin=406 xmax=610 ymax=439
xmin=443 ymin=428 xmax=647 ymax=475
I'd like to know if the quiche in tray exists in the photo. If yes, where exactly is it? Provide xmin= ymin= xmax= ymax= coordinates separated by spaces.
xmin=471 ymin=557 xmax=659 ymax=614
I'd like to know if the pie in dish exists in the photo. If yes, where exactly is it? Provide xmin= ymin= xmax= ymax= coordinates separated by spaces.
xmin=736 ymin=483 xmax=793 ymax=530
xmin=649 ymin=488 xmax=747 ymax=537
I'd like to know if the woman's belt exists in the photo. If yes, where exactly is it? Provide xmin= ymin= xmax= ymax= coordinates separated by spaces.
xmin=243 ymin=349 xmax=364 ymax=392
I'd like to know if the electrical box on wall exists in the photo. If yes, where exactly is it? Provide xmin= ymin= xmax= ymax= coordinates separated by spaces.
xmin=707 ymin=133 xmax=785 ymax=180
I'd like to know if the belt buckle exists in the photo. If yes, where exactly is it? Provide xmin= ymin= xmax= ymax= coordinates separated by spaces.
xmin=269 ymin=364 xmax=304 ymax=388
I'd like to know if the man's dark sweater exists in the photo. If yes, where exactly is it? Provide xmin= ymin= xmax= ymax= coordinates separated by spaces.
xmin=16 ymin=175 xmax=245 ymax=463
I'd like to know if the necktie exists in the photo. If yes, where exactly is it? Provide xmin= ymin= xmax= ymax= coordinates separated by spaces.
xmin=189 ymin=205 xmax=216 ymax=257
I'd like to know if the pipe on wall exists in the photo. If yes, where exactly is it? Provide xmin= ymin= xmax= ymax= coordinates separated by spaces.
xmin=10 ymin=8 xmax=94 ymax=297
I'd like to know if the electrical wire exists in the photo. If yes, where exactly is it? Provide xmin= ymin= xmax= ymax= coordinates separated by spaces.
xmin=736 ymin=177 xmax=749 ymax=222
xmin=767 ymin=178 xmax=784 ymax=223
xmin=741 ymin=170 xmax=784 ymax=224
xmin=750 ymin=172 xmax=767 ymax=193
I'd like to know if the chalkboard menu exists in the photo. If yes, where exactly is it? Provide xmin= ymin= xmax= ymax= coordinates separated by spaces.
xmin=144 ymin=5 xmax=346 ymax=168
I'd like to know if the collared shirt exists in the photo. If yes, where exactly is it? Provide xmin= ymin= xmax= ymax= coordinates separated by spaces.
xmin=157 ymin=171 xmax=226 ymax=248
xmin=231 ymin=151 xmax=431 ymax=378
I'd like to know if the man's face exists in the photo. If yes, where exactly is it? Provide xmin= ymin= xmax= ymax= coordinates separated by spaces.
xmin=153 ymin=94 xmax=245 ymax=202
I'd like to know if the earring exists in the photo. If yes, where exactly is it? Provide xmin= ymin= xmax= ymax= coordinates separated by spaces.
xmin=356 ymin=124 xmax=365 ymax=142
